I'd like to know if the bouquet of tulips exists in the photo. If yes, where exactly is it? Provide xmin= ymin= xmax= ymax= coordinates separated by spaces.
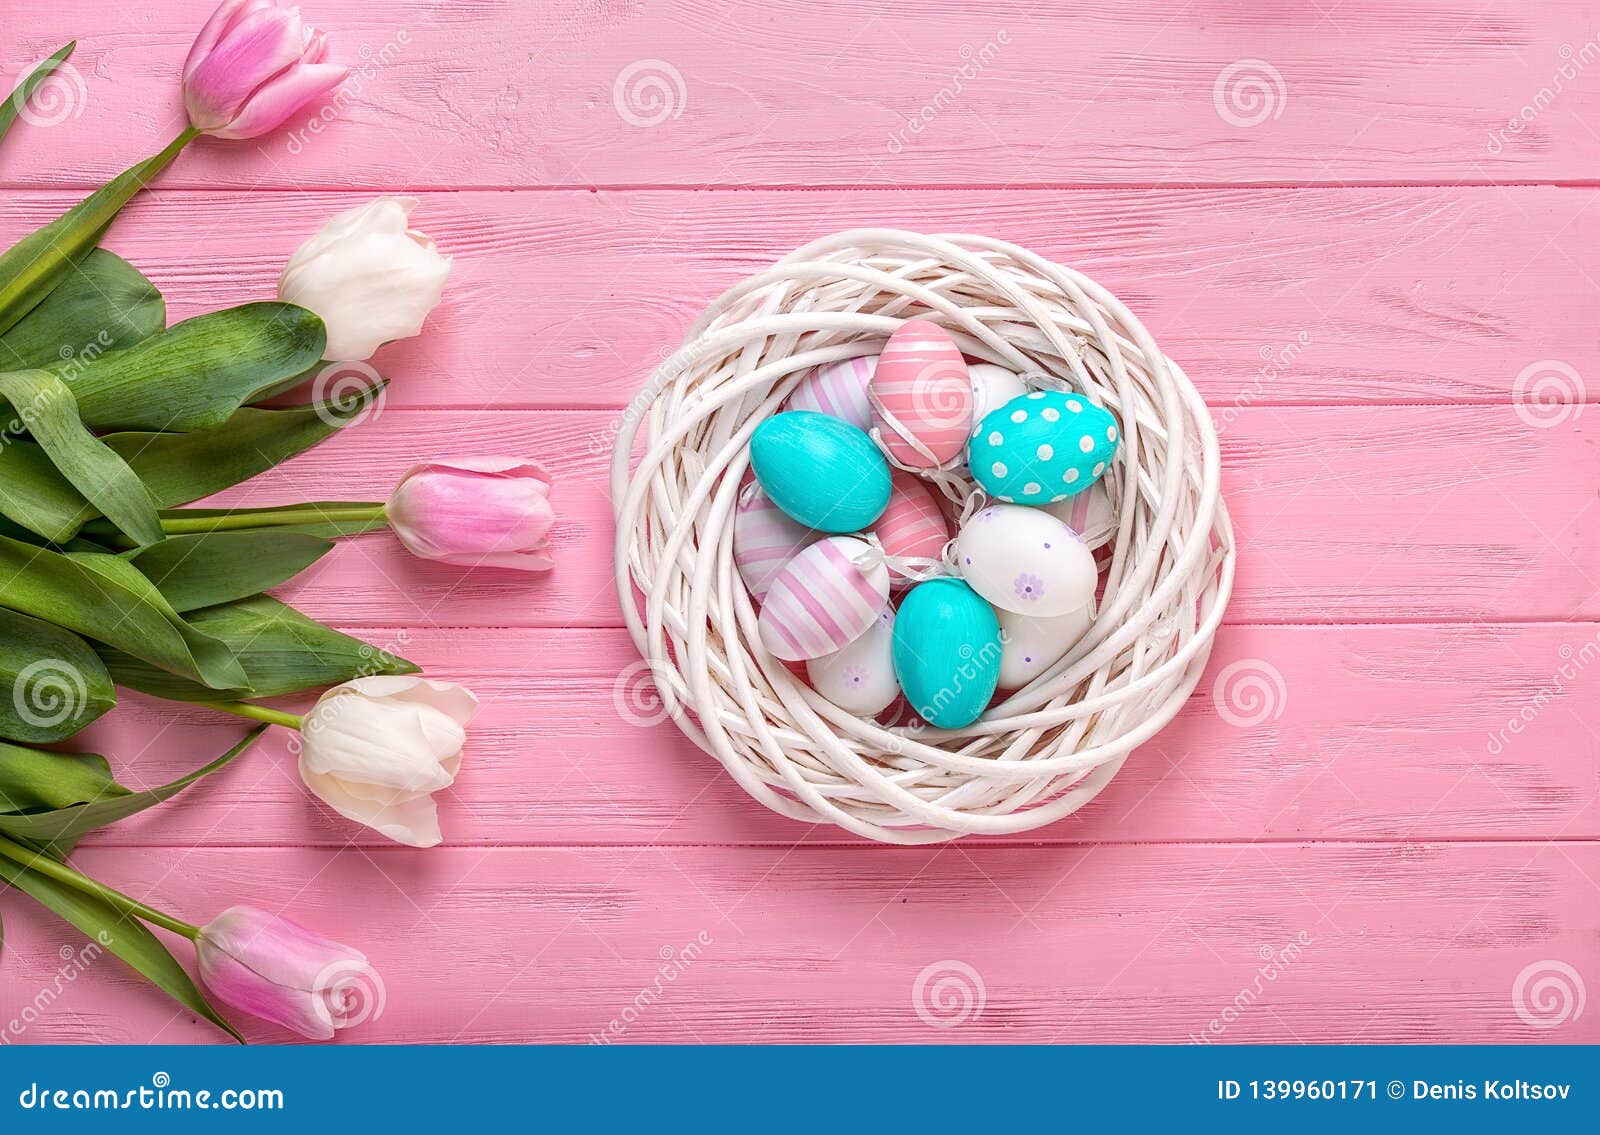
xmin=0 ymin=2 xmax=554 ymax=1042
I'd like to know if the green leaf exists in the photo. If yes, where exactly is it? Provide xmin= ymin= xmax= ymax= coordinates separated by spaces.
xmin=0 ymin=129 xmax=192 ymax=340
xmin=0 ymin=369 xmax=161 ymax=546
xmin=0 ymin=743 xmax=117 ymax=815
xmin=0 ymin=533 xmax=247 ymax=690
xmin=33 ymin=302 xmax=327 ymax=432
xmin=0 ymin=42 xmax=74 ymax=145
xmin=0 ymin=839 xmax=243 ymax=1042
xmin=129 ymin=531 xmax=333 ymax=612
xmin=0 ymin=727 xmax=264 ymax=855
xmin=101 ymin=594 xmax=418 ymax=701
xmin=0 ymin=608 xmax=115 ymax=743
xmin=0 ymin=249 xmax=165 ymax=370
xmin=0 ymin=439 xmax=91 ymax=543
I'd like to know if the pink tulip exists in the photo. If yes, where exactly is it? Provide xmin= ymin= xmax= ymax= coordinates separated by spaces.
xmin=182 ymin=0 xmax=347 ymax=140
xmin=387 ymin=458 xmax=556 ymax=571
xmin=197 ymin=906 xmax=380 ymax=1040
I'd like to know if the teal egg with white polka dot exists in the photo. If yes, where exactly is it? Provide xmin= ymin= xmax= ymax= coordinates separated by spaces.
xmin=967 ymin=390 xmax=1119 ymax=505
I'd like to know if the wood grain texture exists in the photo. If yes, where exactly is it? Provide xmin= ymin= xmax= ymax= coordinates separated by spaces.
xmin=4 ymin=187 xmax=1597 ymax=410
xmin=1 ymin=843 xmax=1595 ymax=1044
xmin=185 ymin=406 xmax=1600 ymax=627
xmin=4 ymin=0 xmax=1600 ymax=188
xmin=66 ymin=622 xmax=1600 ymax=848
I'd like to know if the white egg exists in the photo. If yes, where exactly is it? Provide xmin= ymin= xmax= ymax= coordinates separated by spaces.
xmin=953 ymin=504 xmax=1097 ymax=617
xmin=998 ymin=603 xmax=1093 ymax=689
xmin=967 ymin=363 xmax=1031 ymax=423
xmin=807 ymin=607 xmax=899 ymax=716
xmin=1043 ymin=477 xmax=1116 ymax=549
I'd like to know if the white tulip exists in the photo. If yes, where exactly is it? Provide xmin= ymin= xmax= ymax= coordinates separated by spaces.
xmin=278 ymin=196 xmax=452 ymax=362
xmin=297 ymin=675 xmax=478 ymax=848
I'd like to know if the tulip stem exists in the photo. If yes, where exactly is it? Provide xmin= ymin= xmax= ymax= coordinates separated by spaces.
xmin=197 ymin=701 xmax=305 ymax=730
xmin=156 ymin=504 xmax=388 ymax=535
xmin=0 ymin=835 xmax=200 ymax=940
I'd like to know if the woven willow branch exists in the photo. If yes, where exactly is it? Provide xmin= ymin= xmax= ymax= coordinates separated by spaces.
xmin=610 ymin=229 xmax=1235 ymax=844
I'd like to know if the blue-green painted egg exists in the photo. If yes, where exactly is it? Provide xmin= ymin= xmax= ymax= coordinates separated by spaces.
xmin=751 ymin=411 xmax=891 ymax=533
xmin=891 ymin=578 xmax=1002 ymax=729
xmin=967 ymin=390 xmax=1120 ymax=504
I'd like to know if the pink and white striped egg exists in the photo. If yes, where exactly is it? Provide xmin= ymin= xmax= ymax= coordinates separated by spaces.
xmin=757 ymin=536 xmax=890 ymax=662
xmin=734 ymin=482 xmax=820 ymax=601
xmin=785 ymin=355 xmax=876 ymax=431
xmin=868 ymin=319 xmax=972 ymax=469
xmin=874 ymin=471 xmax=950 ymax=589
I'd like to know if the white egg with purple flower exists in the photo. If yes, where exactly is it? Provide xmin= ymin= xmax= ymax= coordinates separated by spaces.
xmin=953 ymin=503 xmax=1097 ymax=617
xmin=807 ymin=606 xmax=898 ymax=716
xmin=997 ymin=603 xmax=1093 ymax=689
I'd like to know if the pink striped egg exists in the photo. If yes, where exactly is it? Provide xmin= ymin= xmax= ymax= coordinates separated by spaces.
xmin=868 ymin=320 xmax=972 ymax=469
xmin=734 ymin=483 xmax=820 ymax=600
xmin=758 ymin=536 xmax=890 ymax=661
xmin=785 ymin=355 xmax=876 ymax=430
xmin=874 ymin=471 xmax=950 ymax=588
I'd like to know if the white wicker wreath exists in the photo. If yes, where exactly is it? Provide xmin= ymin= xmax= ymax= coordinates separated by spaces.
xmin=610 ymin=229 xmax=1235 ymax=844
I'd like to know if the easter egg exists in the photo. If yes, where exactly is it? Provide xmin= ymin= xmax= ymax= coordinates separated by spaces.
xmin=892 ymin=578 xmax=1001 ymax=729
xmin=751 ymin=411 xmax=891 ymax=533
xmin=968 ymin=362 xmax=1029 ymax=422
xmin=869 ymin=319 xmax=972 ymax=469
xmin=968 ymin=390 xmax=1120 ymax=504
xmin=1043 ymin=478 xmax=1116 ymax=550
xmin=954 ymin=504 xmax=1097 ymax=617
xmin=998 ymin=603 xmax=1093 ymax=689
xmin=874 ymin=471 xmax=950 ymax=587
xmin=786 ymin=355 xmax=876 ymax=430
xmin=807 ymin=607 xmax=898 ymax=716
xmin=758 ymin=536 xmax=889 ymax=662
xmin=733 ymin=482 xmax=820 ymax=601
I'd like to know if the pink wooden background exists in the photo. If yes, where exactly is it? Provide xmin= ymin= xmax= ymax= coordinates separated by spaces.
xmin=3 ymin=0 xmax=1598 ymax=1044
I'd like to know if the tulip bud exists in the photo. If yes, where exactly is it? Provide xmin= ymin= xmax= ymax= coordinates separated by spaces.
xmin=197 ymin=906 xmax=378 ymax=1040
xmin=298 ymin=676 xmax=479 ymax=848
xmin=387 ymin=458 xmax=556 ymax=571
xmin=183 ymin=0 xmax=347 ymax=140
xmin=278 ymin=196 xmax=453 ymax=362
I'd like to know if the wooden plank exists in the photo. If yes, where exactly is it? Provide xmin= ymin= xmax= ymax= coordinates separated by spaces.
xmin=4 ymin=1 xmax=1598 ymax=188
xmin=71 ymin=622 xmax=1600 ymax=849
xmin=1 ymin=843 xmax=1594 ymax=1043
xmin=3 ymin=187 xmax=1596 ymax=409
xmin=173 ymin=405 xmax=1600 ymax=627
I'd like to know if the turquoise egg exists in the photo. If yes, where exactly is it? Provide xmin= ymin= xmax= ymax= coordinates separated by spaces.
xmin=751 ymin=411 xmax=891 ymax=533
xmin=967 ymin=390 xmax=1120 ymax=504
xmin=891 ymin=578 xmax=1001 ymax=729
